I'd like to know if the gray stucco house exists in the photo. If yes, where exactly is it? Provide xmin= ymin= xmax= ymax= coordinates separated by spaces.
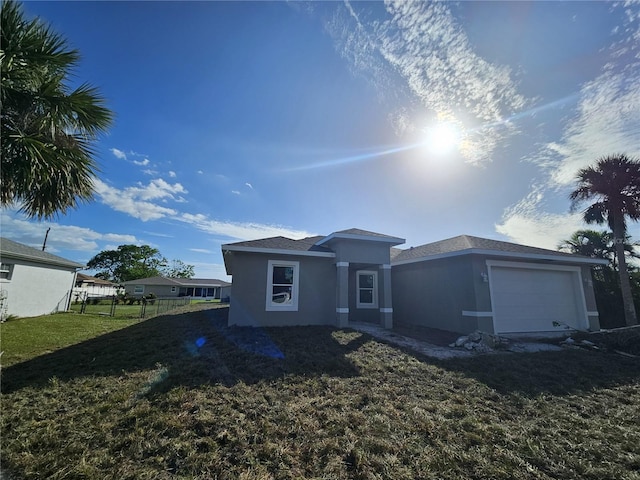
xmin=122 ymin=276 xmax=231 ymax=300
xmin=222 ymin=228 xmax=606 ymax=335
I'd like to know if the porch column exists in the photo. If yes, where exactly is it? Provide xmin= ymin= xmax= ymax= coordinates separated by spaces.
xmin=336 ymin=262 xmax=349 ymax=328
xmin=379 ymin=264 xmax=393 ymax=329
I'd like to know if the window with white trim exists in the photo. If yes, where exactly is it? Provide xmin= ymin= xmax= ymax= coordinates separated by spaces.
xmin=356 ymin=270 xmax=377 ymax=308
xmin=171 ymin=286 xmax=177 ymax=293
xmin=134 ymin=285 xmax=144 ymax=294
xmin=266 ymin=260 xmax=299 ymax=311
xmin=0 ymin=263 xmax=14 ymax=281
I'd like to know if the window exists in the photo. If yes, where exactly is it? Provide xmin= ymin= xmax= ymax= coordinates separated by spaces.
xmin=266 ymin=260 xmax=299 ymax=311
xmin=206 ymin=287 xmax=215 ymax=297
xmin=194 ymin=287 xmax=203 ymax=297
xmin=357 ymin=270 xmax=377 ymax=308
xmin=134 ymin=285 xmax=144 ymax=294
xmin=171 ymin=286 xmax=177 ymax=293
xmin=0 ymin=263 xmax=14 ymax=281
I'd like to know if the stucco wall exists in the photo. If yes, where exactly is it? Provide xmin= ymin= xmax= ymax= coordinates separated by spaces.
xmin=392 ymin=256 xmax=480 ymax=333
xmin=228 ymin=253 xmax=335 ymax=326
xmin=331 ymin=240 xmax=392 ymax=265
xmin=1 ymin=259 xmax=76 ymax=318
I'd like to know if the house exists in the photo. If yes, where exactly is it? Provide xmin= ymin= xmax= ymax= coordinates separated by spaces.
xmin=121 ymin=276 xmax=231 ymax=300
xmin=0 ymin=237 xmax=83 ymax=319
xmin=221 ymin=229 xmax=606 ymax=335
xmin=73 ymin=273 xmax=121 ymax=300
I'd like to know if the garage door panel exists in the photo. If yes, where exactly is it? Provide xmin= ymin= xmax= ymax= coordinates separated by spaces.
xmin=491 ymin=267 xmax=584 ymax=333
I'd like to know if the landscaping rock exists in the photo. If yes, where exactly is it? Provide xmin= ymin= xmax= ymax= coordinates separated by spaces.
xmin=450 ymin=330 xmax=510 ymax=352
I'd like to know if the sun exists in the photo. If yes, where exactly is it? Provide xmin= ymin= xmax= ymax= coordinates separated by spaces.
xmin=426 ymin=122 xmax=461 ymax=155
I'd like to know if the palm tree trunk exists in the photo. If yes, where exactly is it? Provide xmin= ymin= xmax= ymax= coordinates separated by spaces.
xmin=613 ymin=216 xmax=638 ymax=326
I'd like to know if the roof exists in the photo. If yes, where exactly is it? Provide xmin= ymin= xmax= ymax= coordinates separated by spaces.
xmin=0 ymin=237 xmax=84 ymax=269
xmin=224 ymin=235 xmax=332 ymax=253
xmin=76 ymin=273 xmax=117 ymax=286
xmin=315 ymin=228 xmax=405 ymax=247
xmin=121 ymin=276 xmax=231 ymax=287
xmin=392 ymin=235 xmax=608 ymax=265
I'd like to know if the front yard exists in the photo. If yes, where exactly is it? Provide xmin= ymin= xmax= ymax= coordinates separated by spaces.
xmin=2 ymin=305 xmax=639 ymax=479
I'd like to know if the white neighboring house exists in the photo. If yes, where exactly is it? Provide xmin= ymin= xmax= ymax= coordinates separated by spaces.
xmin=0 ymin=237 xmax=83 ymax=319
xmin=73 ymin=273 xmax=122 ymax=301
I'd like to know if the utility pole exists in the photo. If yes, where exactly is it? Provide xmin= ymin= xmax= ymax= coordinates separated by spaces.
xmin=42 ymin=227 xmax=51 ymax=251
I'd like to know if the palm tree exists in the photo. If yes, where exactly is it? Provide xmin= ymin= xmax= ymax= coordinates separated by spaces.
xmin=1 ymin=0 xmax=113 ymax=219
xmin=558 ymin=229 xmax=639 ymax=268
xmin=570 ymin=154 xmax=640 ymax=327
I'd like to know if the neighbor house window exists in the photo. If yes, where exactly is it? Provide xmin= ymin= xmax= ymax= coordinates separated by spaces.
xmin=134 ymin=285 xmax=144 ymax=294
xmin=356 ymin=270 xmax=377 ymax=308
xmin=266 ymin=260 xmax=299 ymax=311
xmin=171 ymin=286 xmax=177 ymax=293
xmin=0 ymin=263 xmax=14 ymax=281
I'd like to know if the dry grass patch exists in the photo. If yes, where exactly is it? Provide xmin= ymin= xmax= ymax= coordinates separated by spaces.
xmin=2 ymin=306 xmax=640 ymax=479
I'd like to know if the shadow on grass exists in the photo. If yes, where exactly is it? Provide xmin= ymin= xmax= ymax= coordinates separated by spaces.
xmin=436 ymin=348 xmax=640 ymax=396
xmin=2 ymin=307 xmax=369 ymax=394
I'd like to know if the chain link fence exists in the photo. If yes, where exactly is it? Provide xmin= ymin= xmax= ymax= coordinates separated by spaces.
xmin=69 ymin=294 xmax=192 ymax=319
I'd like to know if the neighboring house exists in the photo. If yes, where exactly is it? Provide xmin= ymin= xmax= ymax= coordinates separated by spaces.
xmin=73 ymin=273 xmax=121 ymax=300
xmin=222 ymin=228 xmax=606 ymax=335
xmin=121 ymin=276 xmax=231 ymax=300
xmin=0 ymin=237 xmax=83 ymax=319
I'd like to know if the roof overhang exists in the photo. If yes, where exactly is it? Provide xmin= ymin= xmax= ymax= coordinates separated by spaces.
xmin=221 ymin=245 xmax=336 ymax=275
xmin=391 ymin=248 xmax=609 ymax=267
xmin=1 ymin=252 xmax=84 ymax=270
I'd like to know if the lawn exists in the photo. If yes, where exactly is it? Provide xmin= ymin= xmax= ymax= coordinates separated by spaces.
xmin=2 ymin=305 xmax=639 ymax=480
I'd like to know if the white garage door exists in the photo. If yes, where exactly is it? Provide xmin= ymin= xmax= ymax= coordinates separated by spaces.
xmin=490 ymin=266 xmax=586 ymax=333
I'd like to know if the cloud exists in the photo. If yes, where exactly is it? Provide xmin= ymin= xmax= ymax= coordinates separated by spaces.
xmin=326 ymin=0 xmax=528 ymax=165
xmin=0 ymin=211 xmax=139 ymax=255
xmin=92 ymin=178 xmax=314 ymax=242
xmin=133 ymin=158 xmax=150 ymax=166
xmin=169 ymin=171 xmax=177 ymax=178
xmin=110 ymin=148 xmax=127 ymax=160
xmin=245 ymin=182 xmax=253 ymax=189
xmin=189 ymin=248 xmax=213 ymax=254
xmin=93 ymin=178 xmax=184 ymax=221
xmin=177 ymin=213 xmax=315 ymax=241
xmin=197 ymin=170 xmax=204 ymax=175
xmin=495 ymin=188 xmax=584 ymax=250
xmin=231 ymin=190 xmax=241 ymax=195
xmin=142 ymin=169 xmax=159 ymax=176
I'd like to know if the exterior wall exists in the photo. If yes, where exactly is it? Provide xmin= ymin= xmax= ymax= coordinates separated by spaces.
xmin=348 ymin=267 xmax=382 ymax=323
xmin=0 ymin=259 xmax=76 ymax=318
xmin=228 ymin=253 xmax=335 ymax=327
xmin=332 ymin=240 xmax=391 ymax=265
xmin=73 ymin=283 xmax=120 ymax=299
xmin=124 ymin=284 xmax=178 ymax=298
xmin=392 ymin=256 xmax=481 ymax=334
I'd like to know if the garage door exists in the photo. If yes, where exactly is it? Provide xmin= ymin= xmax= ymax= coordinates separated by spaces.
xmin=490 ymin=266 xmax=585 ymax=333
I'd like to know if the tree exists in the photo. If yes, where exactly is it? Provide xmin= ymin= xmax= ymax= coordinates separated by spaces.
xmin=1 ymin=0 xmax=113 ymax=219
xmin=558 ymin=229 xmax=639 ymax=268
xmin=570 ymin=154 xmax=640 ymax=326
xmin=86 ymin=245 xmax=195 ymax=283
xmin=163 ymin=259 xmax=195 ymax=279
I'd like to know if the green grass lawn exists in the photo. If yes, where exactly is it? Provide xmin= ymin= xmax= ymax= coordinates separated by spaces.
xmin=2 ymin=305 xmax=639 ymax=480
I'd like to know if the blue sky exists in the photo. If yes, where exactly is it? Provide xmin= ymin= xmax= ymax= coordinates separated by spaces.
xmin=2 ymin=1 xmax=640 ymax=281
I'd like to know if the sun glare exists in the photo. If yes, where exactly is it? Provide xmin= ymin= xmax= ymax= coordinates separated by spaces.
xmin=426 ymin=122 xmax=461 ymax=155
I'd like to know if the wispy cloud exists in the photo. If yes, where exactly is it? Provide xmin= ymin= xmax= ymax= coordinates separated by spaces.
xmin=326 ymin=0 xmax=528 ymax=165
xmin=92 ymin=179 xmax=314 ymax=242
xmin=0 ymin=212 xmax=139 ymax=255
xmin=231 ymin=190 xmax=240 ymax=195
xmin=499 ymin=2 xmax=640 ymax=246
xmin=133 ymin=158 xmax=150 ymax=166
xmin=169 ymin=171 xmax=177 ymax=178
xmin=189 ymin=248 xmax=213 ymax=254
xmin=245 ymin=182 xmax=253 ymax=189
xmin=178 ymin=213 xmax=314 ymax=241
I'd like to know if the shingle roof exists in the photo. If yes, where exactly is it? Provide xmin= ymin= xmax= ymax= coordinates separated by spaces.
xmin=121 ymin=276 xmax=230 ymax=286
xmin=315 ymin=228 xmax=405 ymax=246
xmin=223 ymin=236 xmax=332 ymax=253
xmin=0 ymin=237 xmax=83 ymax=269
xmin=392 ymin=235 xmax=598 ymax=263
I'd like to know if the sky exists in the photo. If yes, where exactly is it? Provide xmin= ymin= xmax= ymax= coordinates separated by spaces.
xmin=2 ymin=0 xmax=640 ymax=281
